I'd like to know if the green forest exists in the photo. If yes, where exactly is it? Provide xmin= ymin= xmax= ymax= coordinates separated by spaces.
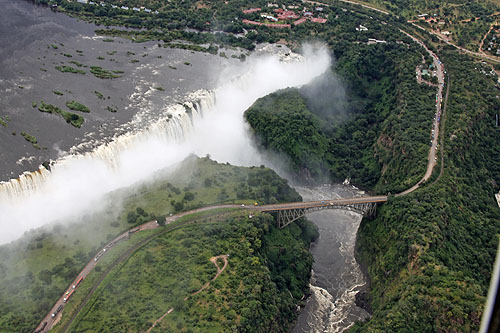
xmin=63 ymin=213 xmax=317 ymax=332
xmin=246 ymin=36 xmax=435 ymax=192
xmin=352 ymin=49 xmax=500 ymax=331
xmin=0 ymin=157 xmax=311 ymax=332
xmin=9 ymin=0 xmax=500 ymax=331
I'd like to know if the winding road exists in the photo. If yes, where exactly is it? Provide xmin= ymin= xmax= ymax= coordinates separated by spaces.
xmin=35 ymin=2 xmax=450 ymax=331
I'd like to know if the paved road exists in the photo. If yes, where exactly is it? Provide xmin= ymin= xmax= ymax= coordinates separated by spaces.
xmin=396 ymin=30 xmax=445 ymax=196
xmin=34 ymin=221 xmax=159 ymax=333
xmin=410 ymin=22 xmax=500 ymax=64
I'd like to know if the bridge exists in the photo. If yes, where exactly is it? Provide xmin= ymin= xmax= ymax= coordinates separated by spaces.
xmin=252 ymin=196 xmax=388 ymax=228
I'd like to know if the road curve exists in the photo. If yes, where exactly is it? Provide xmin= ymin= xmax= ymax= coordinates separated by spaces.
xmin=34 ymin=221 xmax=159 ymax=333
xmin=410 ymin=22 xmax=500 ymax=64
xmin=396 ymin=30 xmax=445 ymax=196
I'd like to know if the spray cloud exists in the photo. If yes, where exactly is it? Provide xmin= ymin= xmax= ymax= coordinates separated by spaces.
xmin=0 ymin=43 xmax=331 ymax=244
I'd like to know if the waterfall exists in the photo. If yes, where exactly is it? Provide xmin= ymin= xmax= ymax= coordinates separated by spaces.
xmin=0 ymin=44 xmax=331 ymax=244
xmin=0 ymin=89 xmax=216 ymax=202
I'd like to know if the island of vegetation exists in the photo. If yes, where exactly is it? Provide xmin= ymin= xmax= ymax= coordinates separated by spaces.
xmin=65 ymin=100 xmax=90 ymax=113
xmin=38 ymin=101 xmax=84 ymax=128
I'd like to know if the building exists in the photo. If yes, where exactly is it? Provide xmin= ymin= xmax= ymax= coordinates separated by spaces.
xmin=261 ymin=14 xmax=278 ymax=22
xmin=243 ymin=8 xmax=261 ymax=14
xmin=310 ymin=17 xmax=327 ymax=23
xmin=278 ymin=10 xmax=299 ymax=19
xmin=294 ymin=17 xmax=307 ymax=25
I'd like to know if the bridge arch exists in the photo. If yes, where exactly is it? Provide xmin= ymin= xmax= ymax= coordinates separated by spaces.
xmin=261 ymin=202 xmax=379 ymax=229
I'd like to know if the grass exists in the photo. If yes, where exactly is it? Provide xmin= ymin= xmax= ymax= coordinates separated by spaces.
xmin=93 ymin=90 xmax=105 ymax=100
xmin=0 ymin=157 xmax=301 ymax=332
xmin=59 ymin=209 xmax=314 ymax=332
xmin=66 ymin=100 xmax=90 ymax=113
xmin=69 ymin=60 xmax=83 ymax=67
xmin=89 ymin=66 xmax=121 ymax=79
xmin=20 ymin=132 xmax=40 ymax=149
xmin=55 ymin=65 xmax=85 ymax=75
xmin=38 ymin=101 xmax=84 ymax=128
xmin=0 ymin=117 xmax=7 ymax=127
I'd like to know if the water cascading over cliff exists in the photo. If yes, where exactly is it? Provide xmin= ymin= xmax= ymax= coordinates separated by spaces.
xmin=0 ymin=44 xmax=331 ymax=244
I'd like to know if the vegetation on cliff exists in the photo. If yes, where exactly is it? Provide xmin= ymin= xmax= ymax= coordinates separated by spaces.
xmin=0 ymin=157 xmax=313 ymax=332
xmin=352 ymin=49 xmax=500 ymax=331
xmin=244 ymin=10 xmax=500 ymax=332
xmin=62 ymin=213 xmax=316 ymax=332
xmin=246 ymin=34 xmax=435 ymax=191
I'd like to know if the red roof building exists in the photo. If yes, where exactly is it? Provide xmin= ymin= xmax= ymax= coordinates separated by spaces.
xmin=277 ymin=10 xmax=300 ymax=19
xmin=242 ymin=19 xmax=290 ymax=28
xmin=310 ymin=17 xmax=327 ymax=23
xmin=294 ymin=17 xmax=307 ymax=25
xmin=243 ymin=8 xmax=261 ymax=14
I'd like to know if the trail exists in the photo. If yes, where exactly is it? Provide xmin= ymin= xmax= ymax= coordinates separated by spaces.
xmin=410 ymin=22 xmax=500 ymax=64
xmin=146 ymin=255 xmax=228 ymax=332
xmin=44 ymin=206 xmax=237 ymax=333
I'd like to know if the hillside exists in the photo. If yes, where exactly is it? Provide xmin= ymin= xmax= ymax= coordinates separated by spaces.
xmin=0 ymin=157 xmax=316 ymax=332
xmin=244 ymin=14 xmax=500 ymax=333
xmin=57 ymin=212 xmax=316 ymax=332
xmin=351 ymin=47 xmax=500 ymax=332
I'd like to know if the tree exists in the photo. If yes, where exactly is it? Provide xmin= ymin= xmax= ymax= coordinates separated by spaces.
xmin=127 ymin=212 xmax=138 ymax=224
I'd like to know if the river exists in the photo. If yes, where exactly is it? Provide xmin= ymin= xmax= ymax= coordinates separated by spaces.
xmin=0 ymin=2 xmax=369 ymax=331
xmin=293 ymin=184 xmax=370 ymax=332
xmin=0 ymin=0 xmax=237 ymax=181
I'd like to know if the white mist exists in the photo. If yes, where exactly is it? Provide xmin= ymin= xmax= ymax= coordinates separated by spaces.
xmin=0 ymin=44 xmax=331 ymax=244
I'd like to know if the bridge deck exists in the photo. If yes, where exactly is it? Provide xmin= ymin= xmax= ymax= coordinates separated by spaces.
xmin=253 ymin=196 xmax=388 ymax=212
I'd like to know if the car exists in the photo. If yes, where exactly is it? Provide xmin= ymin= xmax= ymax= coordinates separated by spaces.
xmin=241 ymin=204 xmax=245 ymax=207
xmin=321 ymin=200 xmax=325 ymax=204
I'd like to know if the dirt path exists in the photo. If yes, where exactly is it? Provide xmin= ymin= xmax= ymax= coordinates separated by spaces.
xmin=146 ymin=255 xmax=229 ymax=333
xmin=479 ymin=22 xmax=496 ymax=54
xmin=410 ymin=22 xmax=500 ymax=64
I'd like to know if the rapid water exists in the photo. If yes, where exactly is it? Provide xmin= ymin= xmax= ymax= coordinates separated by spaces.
xmin=292 ymin=185 xmax=370 ymax=332
xmin=0 ymin=4 xmax=368 ymax=331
